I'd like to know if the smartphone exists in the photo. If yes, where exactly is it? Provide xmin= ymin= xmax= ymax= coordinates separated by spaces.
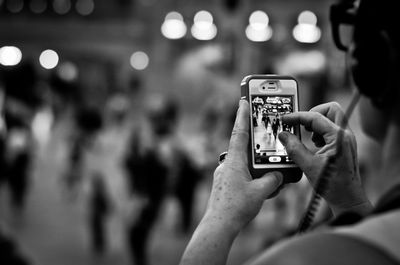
xmin=241 ymin=74 xmax=302 ymax=183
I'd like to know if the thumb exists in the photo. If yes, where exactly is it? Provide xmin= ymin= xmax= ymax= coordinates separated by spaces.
xmin=278 ymin=131 xmax=314 ymax=172
xmin=251 ymin=172 xmax=283 ymax=199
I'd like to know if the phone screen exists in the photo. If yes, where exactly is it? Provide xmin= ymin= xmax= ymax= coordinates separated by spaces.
xmin=250 ymin=95 xmax=295 ymax=165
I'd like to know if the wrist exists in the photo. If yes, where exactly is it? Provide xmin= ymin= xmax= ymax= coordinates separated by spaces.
xmin=330 ymin=194 xmax=373 ymax=216
xmin=180 ymin=211 xmax=241 ymax=265
xmin=202 ymin=210 xmax=244 ymax=236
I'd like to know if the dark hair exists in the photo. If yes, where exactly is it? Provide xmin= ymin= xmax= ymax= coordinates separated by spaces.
xmin=1 ymin=62 xmax=41 ymax=108
xmin=75 ymin=107 xmax=103 ymax=133
xmin=351 ymin=0 xmax=400 ymax=106
xmin=147 ymin=96 xmax=179 ymax=123
xmin=358 ymin=0 xmax=399 ymax=50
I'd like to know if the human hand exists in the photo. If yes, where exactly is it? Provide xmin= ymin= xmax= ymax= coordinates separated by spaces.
xmin=279 ymin=102 xmax=371 ymax=216
xmin=205 ymin=100 xmax=283 ymax=232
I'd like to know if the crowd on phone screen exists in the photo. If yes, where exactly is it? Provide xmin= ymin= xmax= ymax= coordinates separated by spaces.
xmin=252 ymin=103 xmax=294 ymax=156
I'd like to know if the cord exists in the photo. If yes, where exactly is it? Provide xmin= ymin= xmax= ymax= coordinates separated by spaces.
xmin=297 ymin=90 xmax=361 ymax=234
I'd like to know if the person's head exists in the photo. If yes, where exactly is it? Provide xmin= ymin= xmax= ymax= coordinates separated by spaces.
xmin=354 ymin=0 xmax=400 ymax=140
xmin=145 ymin=94 xmax=179 ymax=137
xmin=332 ymin=0 xmax=400 ymax=141
xmin=75 ymin=106 xmax=103 ymax=135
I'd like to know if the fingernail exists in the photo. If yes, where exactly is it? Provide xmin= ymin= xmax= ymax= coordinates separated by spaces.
xmin=278 ymin=132 xmax=289 ymax=144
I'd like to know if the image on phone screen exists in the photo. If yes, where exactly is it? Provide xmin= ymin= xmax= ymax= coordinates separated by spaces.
xmin=251 ymin=95 xmax=295 ymax=165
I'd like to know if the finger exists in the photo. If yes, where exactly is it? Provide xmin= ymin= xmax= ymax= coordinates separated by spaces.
xmin=251 ymin=171 xmax=283 ymax=199
xmin=278 ymin=132 xmax=315 ymax=172
xmin=227 ymin=100 xmax=249 ymax=163
xmin=266 ymin=184 xmax=286 ymax=199
xmin=282 ymin=112 xmax=339 ymax=137
xmin=310 ymin=102 xmax=346 ymax=125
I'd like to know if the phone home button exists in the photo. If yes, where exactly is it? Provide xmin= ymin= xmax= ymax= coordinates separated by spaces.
xmin=269 ymin=156 xmax=281 ymax=163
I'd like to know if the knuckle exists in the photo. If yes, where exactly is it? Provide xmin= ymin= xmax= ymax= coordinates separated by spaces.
xmin=342 ymin=129 xmax=351 ymax=139
xmin=342 ymin=130 xmax=354 ymax=142
xmin=231 ymin=128 xmax=249 ymax=138
xmin=285 ymin=141 xmax=298 ymax=156
xmin=310 ymin=111 xmax=323 ymax=121
xmin=213 ymin=165 xmax=224 ymax=179
xmin=342 ymin=130 xmax=357 ymax=149
xmin=286 ymin=148 xmax=296 ymax=159
xmin=329 ymin=101 xmax=342 ymax=111
xmin=224 ymin=158 xmax=241 ymax=169
xmin=329 ymin=102 xmax=345 ymax=121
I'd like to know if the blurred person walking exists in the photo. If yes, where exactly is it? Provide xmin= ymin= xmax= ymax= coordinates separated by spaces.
xmin=252 ymin=111 xmax=258 ymax=127
xmin=0 ymin=62 xmax=42 ymax=211
xmin=271 ymin=117 xmax=279 ymax=142
xmin=63 ymin=106 xmax=103 ymax=199
xmin=88 ymin=173 xmax=111 ymax=255
xmin=124 ymin=94 xmax=201 ymax=265
xmin=0 ymin=65 xmax=35 ymax=265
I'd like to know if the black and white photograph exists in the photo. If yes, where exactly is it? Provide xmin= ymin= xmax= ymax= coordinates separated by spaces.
xmin=1 ymin=0 xmax=399 ymax=265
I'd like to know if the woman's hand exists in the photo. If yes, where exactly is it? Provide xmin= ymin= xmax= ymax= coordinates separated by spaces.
xmin=279 ymin=102 xmax=372 ymax=216
xmin=180 ymin=100 xmax=283 ymax=265
xmin=205 ymin=100 xmax=283 ymax=231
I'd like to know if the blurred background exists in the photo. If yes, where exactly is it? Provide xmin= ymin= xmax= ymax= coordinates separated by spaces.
xmin=0 ymin=0 xmax=383 ymax=265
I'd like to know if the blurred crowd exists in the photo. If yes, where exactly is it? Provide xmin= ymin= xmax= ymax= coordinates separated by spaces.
xmin=0 ymin=54 xmax=325 ymax=265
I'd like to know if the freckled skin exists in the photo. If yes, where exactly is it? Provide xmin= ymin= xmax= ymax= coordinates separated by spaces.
xmin=207 ymin=161 xmax=281 ymax=229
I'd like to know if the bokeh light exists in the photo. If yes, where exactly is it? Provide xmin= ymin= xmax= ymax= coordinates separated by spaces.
xmin=249 ymin=10 xmax=269 ymax=30
xmin=130 ymin=51 xmax=149 ymax=70
xmin=292 ymin=24 xmax=321 ymax=43
xmin=7 ymin=0 xmax=24 ymax=13
xmin=193 ymin=10 xmax=213 ymax=29
xmin=57 ymin=62 xmax=78 ymax=82
xmin=275 ymin=50 xmax=326 ymax=75
xmin=298 ymin=10 xmax=318 ymax=25
xmin=53 ymin=0 xmax=71 ymax=15
xmin=293 ymin=10 xmax=320 ymax=43
xmin=191 ymin=10 xmax=217 ymax=41
xmin=30 ymin=0 xmax=47 ymax=13
xmin=39 ymin=49 xmax=59 ymax=69
xmin=0 ymin=46 xmax=22 ymax=66
xmin=191 ymin=24 xmax=217 ymax=41
xmin=245 ymin=24 xmax=273 ymax=42
xmin=161 ymin=11 xmax=187 ymax=39
xmin=246 ymin=11 xmax=272 ymax=42
xmin=76 ymin=0 xmax=94 ymax=16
